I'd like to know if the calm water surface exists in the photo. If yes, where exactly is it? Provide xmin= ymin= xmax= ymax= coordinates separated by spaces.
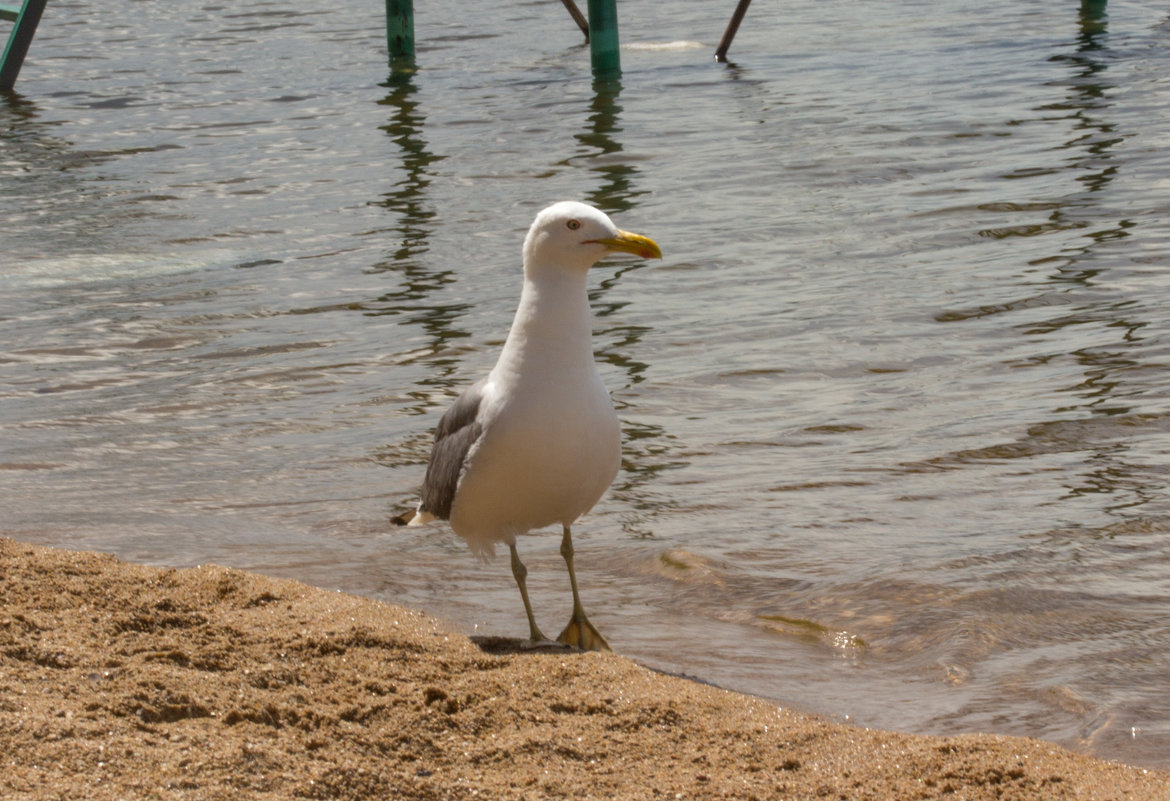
xmin=3 ymin=0 xmax=1170 ymax=768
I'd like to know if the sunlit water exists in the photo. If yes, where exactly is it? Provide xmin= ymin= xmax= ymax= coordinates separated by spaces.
xmin=3 ymin=0 xmax=1170 ymax=768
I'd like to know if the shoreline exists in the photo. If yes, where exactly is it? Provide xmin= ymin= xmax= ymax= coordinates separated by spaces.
xmin=2 ymin=536 xmax=1166 ymax=800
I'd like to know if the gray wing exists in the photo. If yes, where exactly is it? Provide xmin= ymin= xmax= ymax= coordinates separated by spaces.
xmin=417 ymin=377 xmax=487 ymax=520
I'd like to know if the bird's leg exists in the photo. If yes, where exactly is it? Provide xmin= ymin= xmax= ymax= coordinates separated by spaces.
xmin=556 ymin=524 xmax=612 ymax=652
xmin=509 ymin=541 xmax=553 ymax=645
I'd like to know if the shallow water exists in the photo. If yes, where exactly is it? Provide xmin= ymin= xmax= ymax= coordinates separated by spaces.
xmin=4 ymin=0 xmax=1170 ymax=768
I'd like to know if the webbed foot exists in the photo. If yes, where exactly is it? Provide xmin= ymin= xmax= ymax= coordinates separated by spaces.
xmin=557 ymin=614 xmax=611 ymax=652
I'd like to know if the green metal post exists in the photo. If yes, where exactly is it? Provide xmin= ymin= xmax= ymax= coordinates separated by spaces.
xmin=586 ymin=0 xmax=620 ymax=79
xmin=1079 ymin=0 xmax=1107 ymax=36
xmin=385 ymin=0 xmax=414 ymax=64
xmin=1 ymin=0 xmax=49 ymax=92
xmin=1080 ymin=0 xmax=1107 ymax=17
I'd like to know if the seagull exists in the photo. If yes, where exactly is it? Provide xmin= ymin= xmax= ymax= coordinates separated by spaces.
xmin=393 ymin=201 xmax=662 ymax=651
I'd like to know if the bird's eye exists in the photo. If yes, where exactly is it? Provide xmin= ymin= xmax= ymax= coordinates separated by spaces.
xmin=566 ymin=219 xmax=582 ymax=231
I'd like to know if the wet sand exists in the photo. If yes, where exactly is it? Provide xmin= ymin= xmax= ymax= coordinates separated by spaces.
xmin=2 ymin=536 xmax=1166 ymax=800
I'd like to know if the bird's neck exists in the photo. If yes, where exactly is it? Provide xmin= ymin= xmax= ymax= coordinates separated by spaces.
xmin=495 ymin=268 xmax=596 ymax=376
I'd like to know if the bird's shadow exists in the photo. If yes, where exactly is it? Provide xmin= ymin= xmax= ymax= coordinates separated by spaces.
xmin=470 ymin=635 xmax=578 ymax=655
xmin=470 ymin=634 xmax=728 ymax=691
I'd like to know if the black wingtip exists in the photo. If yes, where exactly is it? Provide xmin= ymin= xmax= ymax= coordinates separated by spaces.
xmin=390 ymin=509 xmax=417 ymax=526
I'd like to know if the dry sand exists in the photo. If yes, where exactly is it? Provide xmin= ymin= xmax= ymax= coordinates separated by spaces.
xmin=2 ymin=536 xmax=1167 ymax=800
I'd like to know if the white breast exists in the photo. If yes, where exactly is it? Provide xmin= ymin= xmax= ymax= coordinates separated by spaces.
xmin=449 ymin=364 xmax=620 ymax=553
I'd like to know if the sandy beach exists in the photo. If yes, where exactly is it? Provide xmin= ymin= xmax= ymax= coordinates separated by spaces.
xmin=2 ymin=536 xmax=1166 ymax=800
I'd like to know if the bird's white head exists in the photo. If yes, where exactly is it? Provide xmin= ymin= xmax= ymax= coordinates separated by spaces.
xmin=522 ymin=201 xmax=662 ymax=277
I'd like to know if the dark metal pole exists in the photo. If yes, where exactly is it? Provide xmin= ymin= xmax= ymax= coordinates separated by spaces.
xmin=559 ymin=0 xmax=589 ymax=41
xmin=714 ymin=0 xmax=752 ymax=63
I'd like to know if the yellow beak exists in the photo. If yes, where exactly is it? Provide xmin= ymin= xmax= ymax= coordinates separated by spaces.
xmin=595 ymin=229 xmax=663 ymax=260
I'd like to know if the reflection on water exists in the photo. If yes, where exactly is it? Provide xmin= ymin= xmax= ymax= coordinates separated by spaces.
xmin=3 ymin=0 xmax=1170 ymax=770
xmin=574 ymin=78 xmax=646 ymax=215
xmin=369 ymin=67 xmax=470 ymax=415
xmin=932 ymin=1 xmax=1160 ymax=523
xmin=374 ymin=68 xmax=443 ymax=278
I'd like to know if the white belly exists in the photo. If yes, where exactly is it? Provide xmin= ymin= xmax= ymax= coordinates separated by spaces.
xmin=449 ymin=369 xmax=620 ymax=552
